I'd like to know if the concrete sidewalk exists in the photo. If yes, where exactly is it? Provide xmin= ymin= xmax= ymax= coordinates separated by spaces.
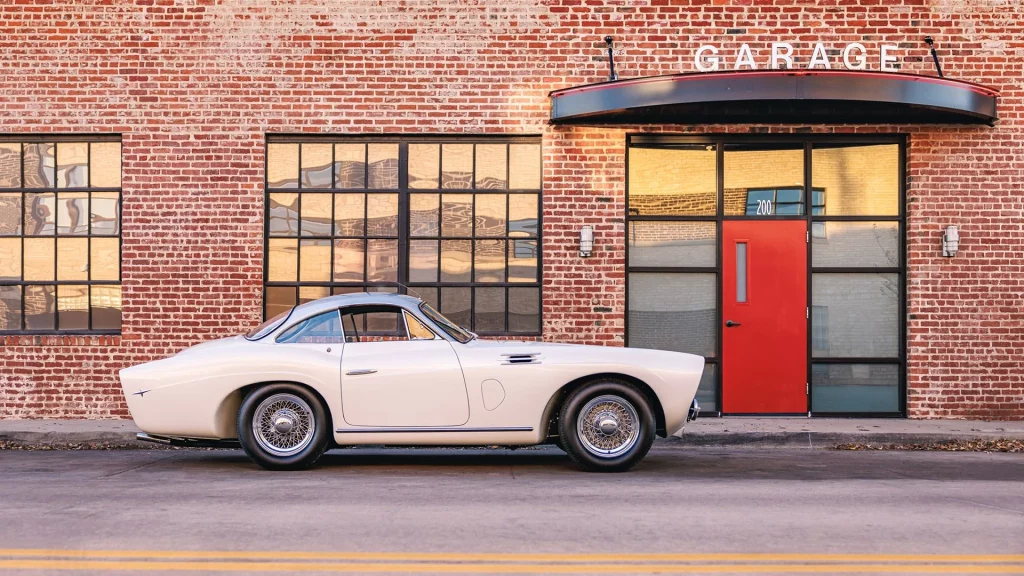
xmin=1 ymin=417 xmax=1023 ymax=449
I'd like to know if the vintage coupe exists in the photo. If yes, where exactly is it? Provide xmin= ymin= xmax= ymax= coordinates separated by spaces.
xmin=120 ymin=293 xmax=704 ymax=472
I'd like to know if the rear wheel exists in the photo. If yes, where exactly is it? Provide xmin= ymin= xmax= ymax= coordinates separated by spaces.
xmin=237 ymin=383 xmax=330 ymax=470
xmin=558 ymin=380 xmax=655 ymax=472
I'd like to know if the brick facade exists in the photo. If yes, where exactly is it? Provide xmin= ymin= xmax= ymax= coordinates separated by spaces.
xmin=1 ymin=0 xmax=1021 ymax=419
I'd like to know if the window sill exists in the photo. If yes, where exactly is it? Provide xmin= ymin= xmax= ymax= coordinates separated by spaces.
xmin=0 ymin=334 xmax=122 ymax=347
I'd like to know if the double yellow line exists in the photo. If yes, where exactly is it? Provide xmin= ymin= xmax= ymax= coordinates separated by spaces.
xmin=0 ymin=549 xmax=1022 ymax=573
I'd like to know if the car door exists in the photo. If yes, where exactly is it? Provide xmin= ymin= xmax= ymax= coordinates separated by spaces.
xmin=340 ymin=306 xmax=470 ymax=427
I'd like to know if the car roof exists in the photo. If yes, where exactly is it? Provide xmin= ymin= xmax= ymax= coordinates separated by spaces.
xmin=290 ymin=292 xmax=423 ymax=317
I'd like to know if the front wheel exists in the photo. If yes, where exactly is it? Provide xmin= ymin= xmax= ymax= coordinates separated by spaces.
xmin=237 ymin=383 xmax=330 ymax=470
xmin=557 ymin=380 xmax=655 ymax=472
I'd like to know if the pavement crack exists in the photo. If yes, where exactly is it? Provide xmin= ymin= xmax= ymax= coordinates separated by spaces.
xmin=942 ymin=495 xmax=1024 ymax=516
xmin=100 ymin=453 xmax=180 ymax=478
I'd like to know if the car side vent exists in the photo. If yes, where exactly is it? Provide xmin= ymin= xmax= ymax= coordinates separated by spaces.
xmin=501 ymin=353 xmax=541 ymax=365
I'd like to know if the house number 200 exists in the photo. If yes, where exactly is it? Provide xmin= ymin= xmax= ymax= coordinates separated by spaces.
xmin=756 ymin=199 xmax=774 ymax=215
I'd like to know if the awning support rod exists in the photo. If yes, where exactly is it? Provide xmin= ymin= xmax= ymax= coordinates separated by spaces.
xmin=605 ymin=36 xmax=618 ymax=82
xmin=925 ymin=36 xmax=944 ymax=78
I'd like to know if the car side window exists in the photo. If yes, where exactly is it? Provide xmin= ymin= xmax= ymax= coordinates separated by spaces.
xmin=276 ymin=310 xmax=345 ymax=344
xmin=340 ymin=306 xmax=437 ymax=343
xmin=405 ymin=311 xmax=437 ymax=340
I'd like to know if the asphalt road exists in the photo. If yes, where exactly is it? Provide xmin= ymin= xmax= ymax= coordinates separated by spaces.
xmin=0 ymin=446 xmax=1022 ymax=575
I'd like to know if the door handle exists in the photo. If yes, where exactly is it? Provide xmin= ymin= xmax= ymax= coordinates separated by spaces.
xmin=725 ymin=320 xmax=741 ymax=328
xmin=345 ymin=369 xmax=377 ymax=376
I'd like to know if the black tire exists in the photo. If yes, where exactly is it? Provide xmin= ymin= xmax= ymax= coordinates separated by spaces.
xmin=237 ymin=383 xmax=331 ymax=471
xmin=557 ymin=379 xmax=655 ymax=472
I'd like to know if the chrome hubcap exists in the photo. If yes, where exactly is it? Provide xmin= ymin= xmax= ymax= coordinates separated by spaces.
xmin=576 ymin=394 xmax=640 ymax=458
xmin=253 ymin=393 xmax=314 ymax=457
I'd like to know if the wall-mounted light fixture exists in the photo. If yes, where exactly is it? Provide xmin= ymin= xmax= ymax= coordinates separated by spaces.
xmin=580 ymin=225 xmax=594 ymax=257
xmin=942 ymin=225 xmax=959 ymax=257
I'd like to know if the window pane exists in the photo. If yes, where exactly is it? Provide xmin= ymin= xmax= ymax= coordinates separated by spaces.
xmin=735 ymin=242 xmax=747 ymax=303
xmin=0 ymin=143 xmax=20 ymax=188
xmin=334 ymin=144 xmax=365 ymax=189
xmin=812 ymin=222 xmax=900 ymax=268
xmin=57 ymin=238 xmax=88 ymax=281
xmin=508 ymin=239 xmax=537 ymax=282
xmin=0 ymin=238 xmax=20 ymax=280
xmin=812 ymin=273 xmax=899 ymax=358
xmin=474 ymin=194 xmax=505 ymax=237
xmin=475 ymin=144 xmax=507 ymax=189
xmin=508 ymin=287 xmax=539 ymax=333
xmin=724 ymin=145 xmax=803 ymax=216
xmin=628 ymin=273 xmax=716 ymax=357
xmin=57 ymin=143 xmax=89 ymax=188
xmin=441 ymin=194 xmax=472 ymax=237
xmin=474 ymin=239 xmax=505 ymax=282
xmin=90 ymin=285 xmax=121 ymax=331
xmin=409 ymin=240 xmax=438 ymax=282
xmin=366 ymin=193 xmax=398 ymax=236
xmin=812 ymin=363 xmax=899 ymax=413
xmin=628 ymin=221 xmax=715 ymax=268
xmin=0 ymin=193 xmax=21 ymax=235
xmin=24 ymin=284 xmax=55 ymax=330
xmin=25 ymin=192 xmax=55 ymax=235
xmin=299 ymin=285 xmax=330 ymax=305
xmin=333 ymin=193 xmax=364 ymax=236
xmin=812 ymin=144 xmax=899 ymax=216
xmin=367 ymin=144 xmax=398 ymax=189
xmin=90 ymin=192 xmax=120 ymax=235
xmin=409 ymin=144 xmax=439 ymax=189
xmin=744 ymin=189 xmax=774 ymax=216
xmin=775 ymin=188 xmax=804 ymax=215
xmin=474 ymin=287 xmax=504 ymax=332
xmin=267 ymin=143 xmax=299 ymax=189
xmin=267 ymin=238 xmax=297 ymax=282
xmin=268 ymin=193 xmax=299 ymax=236
xmin=23 ymin=143 xmax=55 ymax=188
xmin=440 ymin=287 xmax=471 ymax=329
xmin=57 ymin=192 xmax=88 ymax=235
xmin=90 ymin=142 xmax=121 ymax=188
xmin=23 ymin=237 xmax=54 ymax=281
xmin=332 ymin=239 xmax=364 ymax=282
xmin=300 ymin=143 xmax=332 ymax=188
xmin=410 ymin=193 xmax=439 ymax=237
xmin=440 ymin=239 xmax=471 ymax=282
xmin=0 ymin=285 xmax=22 ymax=330
xmin=508 ymin=144 xmax=540 ymax=190
xmin=406 ymin=311 xmax=436 ymax=340
xmin=266 ymin=286 xmax=296 ymax=319
xmin=299 ymin=193 xmax=332 ymax=236
xmin=278 ymin=310 xmax=344 ymax=344
xmin=58 ymin=284 xmax=88 ymax=330
xmin=299 ymin=239 xmax=331 ymax=282
xmin=695 ymin=364 xmax=717 ymax=412
xmin=508 ymin=194 xmax=537 ymax=237
xmin=628 ymin=145 xmax=716 ymax=216
xmin=90 ymin=237 xmax=119 ymax=281
xmin=441 ymin=144 xmax=473 ymax=189
xmin=366 ymin=238 xmax=397 ymax=282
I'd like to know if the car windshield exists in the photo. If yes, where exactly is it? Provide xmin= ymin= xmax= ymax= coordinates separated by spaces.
xmin=419 ymin=302 xmax=473 ymax=343
xmin=245 ymin=308 xmax=293 ymax=341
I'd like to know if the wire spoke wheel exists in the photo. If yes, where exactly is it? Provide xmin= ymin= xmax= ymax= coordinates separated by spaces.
xmin=252 ymin=393 xmax=315 ymax=457
xmin=575 ymin=394 xmax=640 ymax=458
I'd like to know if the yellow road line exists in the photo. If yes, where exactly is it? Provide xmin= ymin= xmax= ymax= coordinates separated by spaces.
xmin=0 ymin=559 xmax=1023 ymax=573
xmin=0 ymin=549 xmax=1022 ymax=564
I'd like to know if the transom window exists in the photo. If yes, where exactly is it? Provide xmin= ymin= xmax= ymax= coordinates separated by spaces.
xmin=264 ymin=137 xmax=542 ymax=336
xmin=0 ymin=136 xmax=122 ymax=333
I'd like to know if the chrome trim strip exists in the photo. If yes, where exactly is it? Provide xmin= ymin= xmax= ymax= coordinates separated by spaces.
xmin=136 ymin=432 xmax=240 ymax=449
xmin=335 ymin=426 xmax=534 ymax=434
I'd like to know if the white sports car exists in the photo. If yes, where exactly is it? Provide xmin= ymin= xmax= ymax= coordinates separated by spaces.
xmin=120 ymin=293 xmax=704 ymax=472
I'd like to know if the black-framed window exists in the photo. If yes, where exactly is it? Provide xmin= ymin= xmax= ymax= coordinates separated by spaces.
xmin=626 ymin=136 xmax=904 ymax=416
xmin=263 ymin=137 xmax=542 ymax=336
xmin=0 ymin=136 xmax=122 ymax=333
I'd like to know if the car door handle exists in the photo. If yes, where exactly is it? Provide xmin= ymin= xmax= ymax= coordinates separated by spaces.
xmin=725 ymin=320 xmax=741 ymax=328
xmin=345 ymin=369 xmax=377 ymax=376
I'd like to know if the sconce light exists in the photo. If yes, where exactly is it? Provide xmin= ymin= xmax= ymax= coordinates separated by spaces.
xmin=580 ymin=225 xmax=594 ymax=258
xmin=942 ymin=225 xmax=959 ymax=257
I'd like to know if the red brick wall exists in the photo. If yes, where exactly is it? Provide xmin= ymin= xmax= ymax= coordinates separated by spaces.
xmin=0 ymin=0 xmax=1021 ymax=419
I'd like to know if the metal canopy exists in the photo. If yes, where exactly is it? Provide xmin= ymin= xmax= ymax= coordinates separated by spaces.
xmin=549 ymin=70 xmax=999 ymax=125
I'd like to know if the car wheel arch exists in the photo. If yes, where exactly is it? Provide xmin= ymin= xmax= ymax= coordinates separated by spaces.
xmin=540 ymin=373 xmax=667 ymax=441
xmin=215 ymin=380 xmax=334 ymax=439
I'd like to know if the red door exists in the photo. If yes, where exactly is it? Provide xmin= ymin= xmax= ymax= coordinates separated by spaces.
xmin=722 ymin=221 xmax=807 ymax=413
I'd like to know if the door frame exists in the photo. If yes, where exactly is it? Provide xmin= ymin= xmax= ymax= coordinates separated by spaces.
xmin=624 ymin=134 xmax=907 ymax=417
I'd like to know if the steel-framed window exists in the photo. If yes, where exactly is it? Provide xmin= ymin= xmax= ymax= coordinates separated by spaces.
xmin=0 ymin=135 xmax=122 ymax=334
xmin=263 ymin=136 xmax=542 ymax=336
